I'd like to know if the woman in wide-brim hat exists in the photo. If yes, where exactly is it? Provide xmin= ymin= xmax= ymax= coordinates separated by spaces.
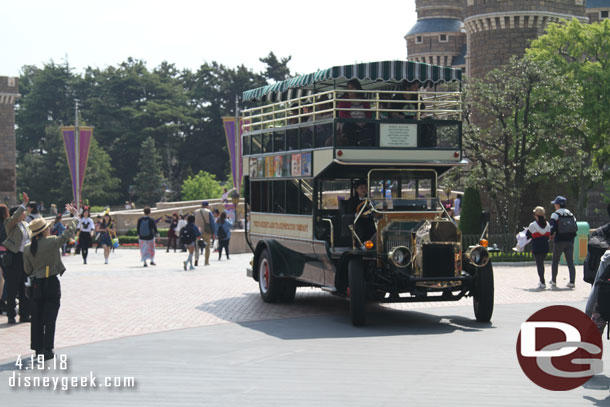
xmin=23 ymin=204 xmax=79 ymax=360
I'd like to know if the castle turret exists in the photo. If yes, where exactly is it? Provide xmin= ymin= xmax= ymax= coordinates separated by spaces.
xmin=405 ymin=0 xmax=467 ymax=69
xmin=463 ymin=0 xmax=587 ymax=79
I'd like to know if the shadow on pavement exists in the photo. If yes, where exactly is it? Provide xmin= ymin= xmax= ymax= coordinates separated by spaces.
xmin=196 ymin=291 xmax=493 ymax=340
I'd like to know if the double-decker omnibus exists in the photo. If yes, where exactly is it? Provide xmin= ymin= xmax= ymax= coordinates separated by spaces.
xmin=241 ymin=60 xmax=493 ymax=326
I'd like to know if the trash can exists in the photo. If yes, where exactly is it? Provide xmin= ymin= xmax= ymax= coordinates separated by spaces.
xmin=560 ymin=221 xmax=589 ymax=265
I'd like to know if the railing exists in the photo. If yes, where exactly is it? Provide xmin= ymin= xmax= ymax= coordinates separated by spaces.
xmin=241 ymin=89 xmax=462 ymax=134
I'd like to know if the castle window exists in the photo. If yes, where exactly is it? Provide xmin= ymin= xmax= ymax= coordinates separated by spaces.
xmin=416 ymin=36 xmax=423 ymax=44
xmin=601 ymin=10 xmax=609 ymax=19
xmin=439 ymin=34 xmax=448 ymax=42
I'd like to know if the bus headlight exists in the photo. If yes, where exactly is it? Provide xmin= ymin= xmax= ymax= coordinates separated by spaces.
xmin=465 ymin=245 xmax=489 ymax=268
xmin=388 ymin=246 xmax=412 ymax=268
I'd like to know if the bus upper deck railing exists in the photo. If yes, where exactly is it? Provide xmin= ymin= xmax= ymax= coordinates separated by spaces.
xmin=241 ymin=89 xmax=462 ymax=134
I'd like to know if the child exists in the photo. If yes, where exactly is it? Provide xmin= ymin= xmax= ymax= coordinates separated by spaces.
xmin=180 ymin=215 xmax=201 ymax=270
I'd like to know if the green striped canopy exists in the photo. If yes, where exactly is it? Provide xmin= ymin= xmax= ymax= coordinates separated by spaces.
xmin=242 ymin=60 xmax=462 ymax=102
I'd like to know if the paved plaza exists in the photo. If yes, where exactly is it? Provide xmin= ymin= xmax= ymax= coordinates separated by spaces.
xmin=0 ymin=249 xmax=608 ymax=405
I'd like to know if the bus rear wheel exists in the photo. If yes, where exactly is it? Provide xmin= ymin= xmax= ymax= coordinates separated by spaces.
xmin=258 ymin=248 xmax=297 ymax=303
xmin=348 ymin=257 xmax=367 ymax=326
xmin=258 ymin=249 xmax=281 ymax=302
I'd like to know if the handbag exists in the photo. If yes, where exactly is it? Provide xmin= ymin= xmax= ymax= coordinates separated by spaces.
xmin=112 ymin=237 xmax=119 ymax=248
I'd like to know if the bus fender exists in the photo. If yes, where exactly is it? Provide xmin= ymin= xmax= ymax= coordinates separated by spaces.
xmin=253 ymin=239 xmax=309 ymax=281
xmin=252 ymin=240 xmax=288 ymax=282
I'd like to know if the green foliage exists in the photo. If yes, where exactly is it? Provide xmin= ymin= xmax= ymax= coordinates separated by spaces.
xmin=459 ymin=187 xmax=483 ymax=235
xmin=17 ymin=125 xmax=120 ymax=207
xmin=181 ymin=171 xmax=223 ymax=201
xmin=126 ymin=227 xmax=168 ymax=237
xmin=15 ymin=53 xmax=291 ymax=207
xmin=133 ymin=137 xmax=166 ymax=206
xmin=88 ymin=206 xmax=106 ymax=214
xmin=259 ymin=52 xmax=292 ymax=82
xmin=463 ymin=56 xmax=581 ymax=233
xmin=489 ymin=251 xmax=553 ymax=262
xmin=118 ymin=236 xmax=139 ymax=244
xmin=527 ymin=19 xmax=610 ymax=216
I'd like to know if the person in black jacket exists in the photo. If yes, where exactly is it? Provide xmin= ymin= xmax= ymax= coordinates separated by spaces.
xmin=549 ymin=196 xmax=577 ymax=289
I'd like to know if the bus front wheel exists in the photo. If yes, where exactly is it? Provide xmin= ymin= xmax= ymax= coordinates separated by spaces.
xmin=348 ymin=257 xmax=367 ymax=326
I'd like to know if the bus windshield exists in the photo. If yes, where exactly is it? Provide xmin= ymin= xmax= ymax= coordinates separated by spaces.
xmin=368 ymin=169 xmax=438 ymax=212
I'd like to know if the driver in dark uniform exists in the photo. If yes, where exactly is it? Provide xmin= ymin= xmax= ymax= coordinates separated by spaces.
xmin=346 ymin=180 xmax=376 ymax=241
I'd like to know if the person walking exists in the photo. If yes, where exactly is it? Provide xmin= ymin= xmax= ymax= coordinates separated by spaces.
xmin=180 ymin=215 xmax=201 ymax=270
xmin=549 ymin=196 xmax=578 ymax=289
xmin=165 ymin=213 xmax=179 ymax=253
xmin=50 ymin=214 xmax=66 ymax=255
xmin=97 ymin=213 xmax=115 ymax=265
xmin=216 ymin=212 xmax=232 ymax=261
xmin=194 ymin=202 xmax=216 ymax=266
xmin=454 ymin=194 xmax=462 ymax=217
xmin=176 ymin=214 xmax=187 ymax=252
xmin=23 ymin=203 xmax=78 ymax=360
xmin=526 ymin=206 xmax=551 ymax=289
xmin=2 ymin=193 xmax=33 ymax=324
xmin=77 ymin=209 xmax=95 ymax=265
xmin=137 ymin=207 xmax=158 ymax=267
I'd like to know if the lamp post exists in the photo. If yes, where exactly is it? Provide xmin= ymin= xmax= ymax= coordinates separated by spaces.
xmin=74 ymin=100 xmax=80 ymax=209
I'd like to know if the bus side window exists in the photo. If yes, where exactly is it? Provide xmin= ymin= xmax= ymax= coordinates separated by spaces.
xmin=299 ymin=180 xmax=313 ymax=214
xmin=251 ymin=134 xmax=262 ymax=154
xmin=286 ymin=180 xmax=300 ymax=214
xmin=273 ymin=180 xmax=286 ymax=213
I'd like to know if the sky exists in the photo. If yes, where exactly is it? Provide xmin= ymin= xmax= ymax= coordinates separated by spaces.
xmin=1 ymin=0 xmax=417 ymax=78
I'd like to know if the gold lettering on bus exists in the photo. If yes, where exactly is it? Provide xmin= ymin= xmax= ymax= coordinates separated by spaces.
xmin=252 ymin=220 xmax=309 ymax=232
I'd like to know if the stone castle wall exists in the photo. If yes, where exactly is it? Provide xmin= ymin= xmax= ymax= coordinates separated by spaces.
xmin=416 ymin=0 xmax=464 ymax=19
xmin=0 ymin=76 xmax=19 ymax=206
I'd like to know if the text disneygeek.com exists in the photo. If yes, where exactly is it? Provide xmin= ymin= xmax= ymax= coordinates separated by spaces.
xmin=8 ymin=371 xmax=136 ymax=391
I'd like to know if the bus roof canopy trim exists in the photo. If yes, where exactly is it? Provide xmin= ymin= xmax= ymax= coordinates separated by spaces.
xmin=242 ymin=60 xmax=462 ymax=102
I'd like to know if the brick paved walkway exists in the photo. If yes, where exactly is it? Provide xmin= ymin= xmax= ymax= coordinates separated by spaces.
xmin=0 ymin=248 xmax=590 ymax=362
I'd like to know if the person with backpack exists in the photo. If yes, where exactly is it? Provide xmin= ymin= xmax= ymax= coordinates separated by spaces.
xmin=137 ymin=207 xmax=158 ymax=267
xmin=194 ymin=201 xmax=216 ymax=266
xmin=180 ymin=215 xmax=201 ymax=270
xmin=216 ymin=212 xmax=233 ymax=261
xmin=526 ymin=206 xmax=551 ymax=289
xmin=549 ymin=196 xmax=577 ymax=289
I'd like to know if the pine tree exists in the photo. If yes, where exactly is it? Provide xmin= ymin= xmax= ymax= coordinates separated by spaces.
xmin=133 ymin=137 xmax=166 ymax=206
xmin=458 ymin=187 xmax=483 ymax=235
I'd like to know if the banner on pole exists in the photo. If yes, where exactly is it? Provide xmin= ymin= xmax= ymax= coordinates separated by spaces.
xmin=222 ymin=117 xmax=243 ymax=191
xmin=61 ymin=126 xmax=93 ymax=204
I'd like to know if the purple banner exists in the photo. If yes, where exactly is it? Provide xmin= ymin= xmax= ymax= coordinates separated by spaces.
xmin=61 ymin=126 xmax=93 ymax=204
xmin=222 ymin=117 xmax=243 ymax=190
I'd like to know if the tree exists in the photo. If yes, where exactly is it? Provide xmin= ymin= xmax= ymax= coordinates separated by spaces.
xmin=133 ymin=137 xmax=166 ymax=206
xmin=259 ymin=52 xmax=292 ymax=82
xmin=527 ymin=19 xmax=610 ymax=217
xmin=15 ymin=61 xmax=78 ymax=156
xmin=181 ymin=171 xmax=223 ymax=201
xmin=458 ymin=187 xmax=483 ymax=235
xmin=463 ymin=56 xmax=581 ymax=234
xmin=17 ymin=126 xmax=121 ymax=206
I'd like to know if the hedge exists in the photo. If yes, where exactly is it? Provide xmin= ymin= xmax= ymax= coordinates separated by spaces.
xmin=126 ymin=228 xmax=168 ymax=237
